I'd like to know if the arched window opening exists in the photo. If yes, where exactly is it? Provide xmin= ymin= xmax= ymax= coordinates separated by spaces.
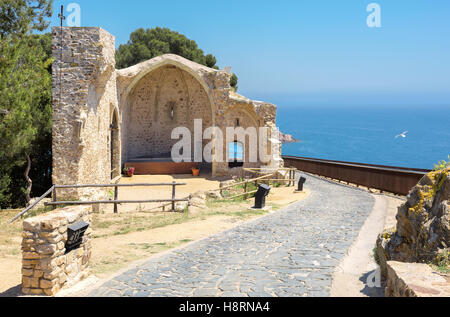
xmin=228 ymin=141 xmax=244 ymax=169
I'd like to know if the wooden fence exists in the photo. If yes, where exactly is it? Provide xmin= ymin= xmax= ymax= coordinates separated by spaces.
xmin=214 ymin=168 xmax=297 ymax=201
xmin=8 ymin=182 xmax=188 ymax=224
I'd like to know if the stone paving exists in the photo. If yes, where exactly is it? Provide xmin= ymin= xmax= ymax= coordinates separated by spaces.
xmin=88 ymin=172 xmax=375 ymax=297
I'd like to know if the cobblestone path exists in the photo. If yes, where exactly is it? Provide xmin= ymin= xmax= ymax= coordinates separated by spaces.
xmin=88 ymin=172 xmax=374 ymax=297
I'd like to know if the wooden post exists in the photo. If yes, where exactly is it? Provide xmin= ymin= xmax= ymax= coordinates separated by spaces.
xmin=113 ymin=185 xmax=118 ymax=214
xmin=52 ymin=187 xmax=57 ymax=210
xmin=172 ymin=182 xmax=176 ymax=212
xmin=244 ymin=182 xmax=248 ymax=200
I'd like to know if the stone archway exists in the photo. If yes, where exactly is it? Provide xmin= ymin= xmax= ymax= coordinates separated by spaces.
xmin=121 ymin=64 xmax=214 ymax=174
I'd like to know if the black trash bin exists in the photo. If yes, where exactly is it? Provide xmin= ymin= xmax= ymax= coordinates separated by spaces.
xmin=297 ymin=177 xmax=306 ymax=191
xmin=253 ymin=184 xmax=271 ymax=209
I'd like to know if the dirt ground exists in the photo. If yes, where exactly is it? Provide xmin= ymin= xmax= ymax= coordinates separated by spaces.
xmin=0 ymin=180 xmax=307 ymax=296
xmin=103 ymin=174 xmax=221 ymax=213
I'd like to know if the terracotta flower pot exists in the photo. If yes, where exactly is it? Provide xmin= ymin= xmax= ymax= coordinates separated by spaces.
xmin=124 ymin=167 xmax=135 ymax=177
xmin=191 ymin=168 xmax=200 ymax=176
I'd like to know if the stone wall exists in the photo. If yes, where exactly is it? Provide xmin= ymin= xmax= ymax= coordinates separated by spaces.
xmin=52 ymin=27 xmax=117 ymax=199
xmin=21 ymin=206 xmax=92 ymax=296
xmin=122 ymin=64 xmax=212 ymax=162
xmin=377 ymin=168 xmax=449 ymax=278
xmin=53 ymin=28 xmax=282 ymax=186
xmin=385 ymin=261 xmax=449 ymax=297
xmin=116 ymin=54 xmax=281 ymax=177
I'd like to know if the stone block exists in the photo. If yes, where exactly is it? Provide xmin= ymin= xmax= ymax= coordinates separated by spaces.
xmin=23 ymin=219 xmax=40 ymax=232
xmin=23 ymin=252 xmax=41 ymax=260
xmin=40 ymin=278 xmax=59 ymax=289
xmin=386 ymin=261 xmax=450 ymax=297
xmin=36 ymin=244 xmax=57 ymax=255
xmin=40 ymin=231 xmax=59 ymax=239
xmin=22 ymin=276 xmax=31 ymax=288
xmin=43 ymin=268 xmax=62 ymax=280
xmin=30 ymin=277 xmax=40 ymax=288
xmin=39 ymin=258 xmax=58 ymax=271
xmin=43 ymin=285 xmax=60 ymax=296
xmin=22 ymin=268 xmax=33 ymax=277
xmin=30 ymin=288 xmax=44 ymax=295
xmin=22 ymin=259 xmax=40 ymax=268
xmin=22 ymin=231 xmax=35 ymax=239
xmin=56 ymin=241 xmax=65 ymax=250
xmin=22 ymin=287 xmax=31 ymax=295
xmin=41 ymin=216 xmax=66 ymax=231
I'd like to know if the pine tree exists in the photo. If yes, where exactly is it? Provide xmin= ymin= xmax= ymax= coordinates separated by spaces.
xmin=0 ymin=0 xmax=53 ymax=208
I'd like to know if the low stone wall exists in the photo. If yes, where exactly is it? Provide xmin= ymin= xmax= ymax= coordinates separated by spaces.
xmin=386 ymin=261 xmax=450 ymax=297
xmin=21 ymin=206 xmax=92 ymax=296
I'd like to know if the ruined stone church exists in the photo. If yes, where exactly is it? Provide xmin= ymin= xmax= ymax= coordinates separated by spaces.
xmin=51 ymin=27 xmax=282 ymax=190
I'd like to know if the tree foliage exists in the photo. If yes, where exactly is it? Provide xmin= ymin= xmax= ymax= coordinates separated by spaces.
xmin=0 ymin=0 xmax=53 ymax=208
xmin=230 ymin=73 xmax=238 ymax=91
xmin=116 ymin=27 xmax=215 ymax=69
xmin=116 ymin=27 xmax=238 ymax=89
xmin=0 ymin=0 xmax=52 ymax=37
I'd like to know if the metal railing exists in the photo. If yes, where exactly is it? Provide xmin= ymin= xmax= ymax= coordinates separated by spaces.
xmin=8 ymin=182 xmax=188 ymax=224
xmin=282 ymin=155 xmax=430 ymax=196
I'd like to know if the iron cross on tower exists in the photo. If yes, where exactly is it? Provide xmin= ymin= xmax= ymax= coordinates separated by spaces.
xmin=58 ymin=5 xmax=66 ymax=27
xmin=58 ymin=5 xmax=65 ymax=114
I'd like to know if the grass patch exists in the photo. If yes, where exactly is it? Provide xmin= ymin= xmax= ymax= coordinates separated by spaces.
xmin=0 ymin=210 xmax=24 ymax=258
xmin=92 ymin=239 xmax=193 ymax=276
xmin=92 ymin=210 xmax=191 ymax=238
xmin=23 ymin=206 xmax=53 ymax=219
xmin=432 ymin=249 xmax=450 ymax=274
xmin=373 ymin=246 xmax=380 ymax=266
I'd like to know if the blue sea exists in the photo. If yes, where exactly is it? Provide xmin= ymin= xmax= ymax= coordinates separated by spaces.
xmin=277 ymin=105 xmax=450 ymax=170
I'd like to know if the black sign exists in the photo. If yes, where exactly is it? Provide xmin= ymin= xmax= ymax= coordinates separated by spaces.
xmin=254 ymin=184 xmax=271 ymax=209
xmin=65 ymin=221 xmax=89 ymax=254
xmin=298 ymin=177 xmax=307 ymax=191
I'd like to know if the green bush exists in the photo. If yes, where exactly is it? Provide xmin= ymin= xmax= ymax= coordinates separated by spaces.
xmin=433 ymin=155 xmax=450 ymax=171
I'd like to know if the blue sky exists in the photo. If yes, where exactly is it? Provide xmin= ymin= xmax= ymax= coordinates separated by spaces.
xmin=47 ymin=0 xmax=450 ymax=106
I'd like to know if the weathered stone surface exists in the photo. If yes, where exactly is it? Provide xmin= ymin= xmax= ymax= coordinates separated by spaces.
xmin=21 ymin=206 xmax=92 ymax=296
xmin=23 ymin=252 xmax=41 ymax=260
xmin=206 ymin=190 xmax=222 ymax=199
xmin=52 ymin=27 xmax=117 ymax=199
xmin=189 ymin=197 xmax=207 ymax=208
xmin=22 ymin=269 xmax=33 ymax=277
xmin=36 ymin=244 xmax=57 ymax=255
xmin=40 ymin=278 xmax=59 ymax=289
xmin=378 ymin=168 xmax=450 ymax=276
xmin=53 ymin=27 xmax=282 ymax=191
xmin=386 ymin=261 xmax=450 ymax=297
xmin=23 ymin=219 xmax=41 ymax=232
